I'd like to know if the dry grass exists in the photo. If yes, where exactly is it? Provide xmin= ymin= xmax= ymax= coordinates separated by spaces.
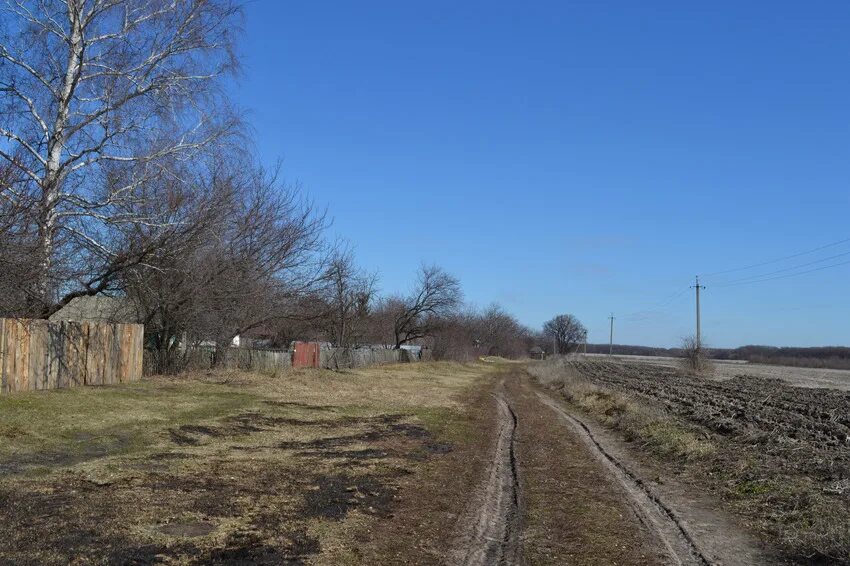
xmin=0 ymin=362 xmax=494 ymax=564
xmin=725 ymin=460 xmax=850 ymax=563
xmin=528 ymin=359 xmax=714 ymax=461
xmin=0 ymin=361 xmax=488 ymax=468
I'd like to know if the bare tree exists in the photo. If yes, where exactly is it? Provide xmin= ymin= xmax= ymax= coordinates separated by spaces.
xmin=0 ymin=155 xmax=41 ymax=314
xmin=386 ymin=265 xmax=461 ymax=349
xmin=0 ymin=0 xmax=242 ymax=314
xmin=543 ymin=313 xmax=587 ymax=354
xmin=123 ymin=162 xmax=328 ymax=373
xmin=475 ymin=304 xmax=533 ymax=358
xmin=423 ymin=303 xmax=534 ymax=361
xmin=680 ymin=335 xmax=713 ymax=374
xmin=321 ymin=248 xmax=376 ymax=347
xmin=427 ymin=309 xmax=474 ymax=361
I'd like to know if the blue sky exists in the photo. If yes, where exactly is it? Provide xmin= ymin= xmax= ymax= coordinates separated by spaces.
xmin=231 ymin=1 xmax=850 ymax=348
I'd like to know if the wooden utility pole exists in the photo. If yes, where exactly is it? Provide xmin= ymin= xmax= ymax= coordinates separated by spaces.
xmin=692 ymin=276 xmax=706 ymax=351
xmin=608 ymin=313 xmax=615 ymax=356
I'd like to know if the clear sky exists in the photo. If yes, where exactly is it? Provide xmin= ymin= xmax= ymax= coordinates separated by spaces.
xmin=230 ymin=1 xmax=850 ymax=348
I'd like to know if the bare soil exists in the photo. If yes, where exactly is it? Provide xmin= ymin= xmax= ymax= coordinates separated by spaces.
xmin=586 ymin=353 xmax=850 ymax=391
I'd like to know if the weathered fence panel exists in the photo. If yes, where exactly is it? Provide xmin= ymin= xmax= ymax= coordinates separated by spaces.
xmin=142 ymin=343 xmax=421 ymax=375
xmin=218 ymin=347 xmax=293 ymax=372
xmin=293 ymin=342 xmax=321 ymax=369
xmin=143 ymin=346 xmax=294 ymax=375
xmin=319 ymin=346 xmax=408 ymax=370
xmin=0 ymin=318 xmax=144 ymax=395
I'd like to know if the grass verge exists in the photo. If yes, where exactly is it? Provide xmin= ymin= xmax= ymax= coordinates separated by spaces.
xmin=528 ymin=359 xmax=714 ymax=461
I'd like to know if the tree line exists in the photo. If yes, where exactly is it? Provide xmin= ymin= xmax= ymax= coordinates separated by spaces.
xmin=0 ymin=0 xmax=582 ymax=373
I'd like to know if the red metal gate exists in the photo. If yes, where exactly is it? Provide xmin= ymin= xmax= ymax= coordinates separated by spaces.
xmin=292 ymin=341 xmax=320 ymax=368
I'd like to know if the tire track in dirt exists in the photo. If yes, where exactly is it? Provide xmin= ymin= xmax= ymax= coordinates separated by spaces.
xmin=535 ymin=390 xmax=711 ymax=566
xmin=451 ymin=387 xmax=521 ymax=565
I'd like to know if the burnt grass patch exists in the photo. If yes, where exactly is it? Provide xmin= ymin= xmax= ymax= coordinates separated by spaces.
xmin=169 ymin=425 xmax=223 ymax=445
xmin=0 ymin=461 xmax=328 ymax=564
xmin=263 ymin=400 xmax=338 ymax=411
xmin=302 ymin=474 xmax=395 ymax=520
xmin=204 ymin=528 xmax=320 ymax=565
xmin=169 ymin=411 xmax=416 ymax=448
xmin=272 ymin=415 xmax=446 ymax=463
xmin=300 ymin=448 xmax=391 ymax=460
xmin=0 ymin=432 xmax=134 ymax=476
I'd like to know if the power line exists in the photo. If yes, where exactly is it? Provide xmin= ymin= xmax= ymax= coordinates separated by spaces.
xmin=714 ymin=257 xmax=850 ymax=288
xmin=620 ymin=286 xmax=690 ymax=320
xmin=600 ymin=238 xmax=850 ymax=346
xmin=709 ymin=249 xmax=850 ymax=286
xmin=702 ymin=236 xmax=850 ymax=277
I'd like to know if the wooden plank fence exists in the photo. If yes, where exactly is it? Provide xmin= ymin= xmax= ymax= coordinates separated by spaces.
xmin=0 ymin=318 xmax=144 ymax=394
xmin=143 ymin=344 xmax=416 ymax=375
xmin=143 ymin=346 xmax=294 ymax=375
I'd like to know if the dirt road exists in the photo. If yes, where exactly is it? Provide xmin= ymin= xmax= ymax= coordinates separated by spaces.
xmin=451 ymin=368 xmax=773 ymax=565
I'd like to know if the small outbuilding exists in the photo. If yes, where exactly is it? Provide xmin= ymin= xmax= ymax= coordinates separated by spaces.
xmin=48 ymin=296 xmax=140 ymax=323
xmin=529 ymin=346 xmax=545 ymax=360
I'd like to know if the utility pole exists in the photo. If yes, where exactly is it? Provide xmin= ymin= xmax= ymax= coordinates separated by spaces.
xmin=692 ymin=276 xmax=706 ymax=351
xmin=553 ymin=334 xmax=558 ymax=357
xmin=608 ymin=313 xmax=615 ymax=356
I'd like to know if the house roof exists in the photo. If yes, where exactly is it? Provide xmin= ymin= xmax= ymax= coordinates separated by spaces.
xmin=49 ymin=296 xmax=140 ymax=324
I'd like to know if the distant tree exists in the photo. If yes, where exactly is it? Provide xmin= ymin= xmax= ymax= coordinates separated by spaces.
xmin=321 ymin=248 xmax=377 ymax=347
xmin=386 ymin=265 xmax=462 ymax=349
xmin=543 ymin=313 xmax=587 ymax=354
xmin=427 ymin=308 xmax=477 ymax=361
xmin=474 ymin=304 xmax=533 ymax=358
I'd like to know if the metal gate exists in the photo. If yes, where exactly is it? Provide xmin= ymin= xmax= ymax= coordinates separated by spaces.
xmin=292 ymin=341 xmax=320 ymax=368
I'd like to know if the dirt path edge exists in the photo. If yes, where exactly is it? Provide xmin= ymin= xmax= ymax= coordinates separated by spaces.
xmin=535 ymin=387 xmax=775 ymax=566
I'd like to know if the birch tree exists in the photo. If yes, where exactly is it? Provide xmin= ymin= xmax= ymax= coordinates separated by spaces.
xmin=0 ymin=0 xmax=241 ymax=315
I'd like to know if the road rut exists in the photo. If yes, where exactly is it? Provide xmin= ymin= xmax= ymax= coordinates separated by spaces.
xmin=452 ymin=388 xmax=521 ymax=565
xmin=535 ymin=390 xmax=709 ymax=565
